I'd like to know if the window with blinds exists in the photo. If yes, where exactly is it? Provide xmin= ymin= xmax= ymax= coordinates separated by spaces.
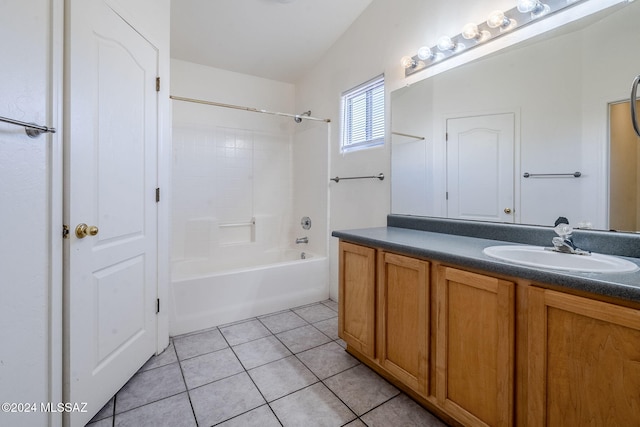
xmin=341 ymin=74 xmax=385 ymax=153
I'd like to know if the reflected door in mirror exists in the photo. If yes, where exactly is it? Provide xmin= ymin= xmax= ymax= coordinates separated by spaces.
xmin=609 ymin=100 xmax=640 ymax=232
xmin=446 ymin=113 xmax=515 ymax=223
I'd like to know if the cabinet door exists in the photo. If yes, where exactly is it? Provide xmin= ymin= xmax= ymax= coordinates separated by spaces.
xmin=436 ymin=266 xmax=515 ymax=427
xmin=377 ymin=252 xmax=430 ymax=396
xmin=528 ymin=287 xmax=640 ymax=426
xmin=338 ymin=241 xmax=376 ymax=358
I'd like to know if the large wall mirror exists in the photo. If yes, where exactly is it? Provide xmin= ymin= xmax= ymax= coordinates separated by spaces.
xmin=391 ymin=1 xmax=640 ymax=233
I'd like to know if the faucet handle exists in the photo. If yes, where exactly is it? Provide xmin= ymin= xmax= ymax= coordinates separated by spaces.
xmin=554 ymin=216 xmax=569 ymax=227
xmin=554 ymin=223 xmax=573 ymax=238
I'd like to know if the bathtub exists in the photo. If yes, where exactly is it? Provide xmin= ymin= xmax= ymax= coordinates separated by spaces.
xmin=169 ymin=249 xmax=329 ymax=335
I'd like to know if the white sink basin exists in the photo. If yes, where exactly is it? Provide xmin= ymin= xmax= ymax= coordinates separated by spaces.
xmin=482 ymin=245 xmax=639 ymax=273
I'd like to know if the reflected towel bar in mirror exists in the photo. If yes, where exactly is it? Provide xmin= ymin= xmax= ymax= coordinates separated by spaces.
xmin=0 ymin=115 xmax=56 ymax=138
xmin=331 ymin=173 xmax=385 ymax=183
xmin=523 ymin=172 xmax=581 ymax=178
xmin=391 ymin=131 xmax=425 ymax=140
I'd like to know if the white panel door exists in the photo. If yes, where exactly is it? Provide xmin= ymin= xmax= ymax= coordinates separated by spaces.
xmin=65 ymin=1 xmax=158 ymax=425
xmin=447 ymin=114 xmax=515 ymax=223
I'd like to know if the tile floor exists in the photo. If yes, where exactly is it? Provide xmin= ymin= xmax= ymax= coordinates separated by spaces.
xmin=86 ymin=300 xmax=448 ymax=427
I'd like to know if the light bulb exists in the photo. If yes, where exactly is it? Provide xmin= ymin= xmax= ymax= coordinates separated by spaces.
xmin=487 ymin=10 xmax=517 ymax=31
xmin=401 ymin=56 xmax=417 ymax=69
xmin=417 ymin=46 xmax=433 ymax=60
xmin=437 ymin=36 xmax=455 ymax=52
xmin=487 ymin=10 xmax=512 ymax=29
xmin=461 ymin=23 xmax=490 ymax=42
xmin=517 ymin=0 xmax=537 ymax=12
xmin=462 ymin=23 xmax=479 ymax=39
xmin=517 ymin=0 xmax=550 ymax=17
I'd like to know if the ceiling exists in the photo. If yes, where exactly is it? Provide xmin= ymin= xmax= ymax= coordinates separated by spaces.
xmin=170 ymin=0 xmax=373 ymax=84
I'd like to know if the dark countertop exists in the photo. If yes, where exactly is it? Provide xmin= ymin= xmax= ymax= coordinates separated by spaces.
xmin=332 ymin=226 xmax=640 ymax=304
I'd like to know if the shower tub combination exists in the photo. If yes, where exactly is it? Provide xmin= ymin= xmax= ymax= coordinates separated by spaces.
xmin=170 ymin=95 xmax=330 ymax=336
xmin=169 ymin=249 xmax=328 ymax=335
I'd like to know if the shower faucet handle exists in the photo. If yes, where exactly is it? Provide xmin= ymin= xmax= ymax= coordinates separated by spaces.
xmin=301 ymin=216 xmax=312 ymax=230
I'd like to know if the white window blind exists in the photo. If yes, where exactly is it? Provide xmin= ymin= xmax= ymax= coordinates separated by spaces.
xmin=341 ymin=75 xmax=385 ymax=152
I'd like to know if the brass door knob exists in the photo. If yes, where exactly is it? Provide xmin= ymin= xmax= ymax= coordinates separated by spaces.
xmin=504 ymin=208 xmax=512 ymax=214
xmin=75 ymin=223 xmax=99 ymax=238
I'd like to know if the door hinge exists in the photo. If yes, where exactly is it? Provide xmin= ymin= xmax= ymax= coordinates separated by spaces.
xmin=156 ymin=188 xmax=160 ymax=203
xmin=445 ymin=132 xmax=448 ymax=141
xmin=446 ymin=191 xmax=449 ymax=200
xmin=156 ymin=77 xmax=160 ymax=92
xmin=62 ymin=225 xmax=70 ymax=239
xmin=156 ymin=298 xmax=160 ymax=314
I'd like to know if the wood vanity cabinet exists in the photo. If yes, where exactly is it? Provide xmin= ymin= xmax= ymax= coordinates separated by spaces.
xmin=338 ymin=241 xmax=376 ymax=358
xmin=528 ymin=287 xmax=640 ymax=426
xmin=338 ymin=242 xmax=431 ymax=396
xmin=436 ymin=266 xmax=515 ymax=427
xmin=377 ymin=252 xmax=430 ymax=396
xmin=337 ymin=239 xmax=640 ymax=426
xmin=338 ymin=242 xmax=514 ymax=426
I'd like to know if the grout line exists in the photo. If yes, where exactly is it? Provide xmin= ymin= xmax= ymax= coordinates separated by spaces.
xmin=176 ymin=332 xmax=206 ymax=427
xmin=270 ymin=328 xmax=335 ymax=358
xmin=183 ymin=367 xmax=247 ymax=393
xmin=316 ymin=367 xmax=359 ymax=425
xmin=309 ymin=318 xmax=339 ymax=341
xmin=216 ymin=312 xmax=363 ymax=425
xmin=230 ymin=335 xmax=292 ymax=371
xmin=111 ymin=397 xmax=115 ymax=427
xmin=176 ymin=344 xmax=230 ymax=364
xmin=255 ymin=311 xmax=309 ymax=335
xmin=356 ymin=393 xmax=405 ymax=421
xmin=111 ymin=389 xmax=193 ymax=420
xmin=209 ymin=403 xmax=283 ymax=427
xmin=256 ymin=307 xmax=295 ymax=319
xmin=101 ymin=300 xmax=394 ymax=427
xmin=217 ymin=316 xmax=260 ymax=330
xmin=188 ymin=326 xmax=270 ymax=425
xmin=215 ymin=328 xmax=284 ymax=426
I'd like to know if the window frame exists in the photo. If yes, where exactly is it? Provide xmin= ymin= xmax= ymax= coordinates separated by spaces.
xmin=340 ymin=74 xmax=385 ymax=153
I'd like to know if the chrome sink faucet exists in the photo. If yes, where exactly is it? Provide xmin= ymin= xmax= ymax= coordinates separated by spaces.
xmin=549 ymin=222 xmax=590 ymax=256
xmin=296 ymin=236 xmax=308 ymax=244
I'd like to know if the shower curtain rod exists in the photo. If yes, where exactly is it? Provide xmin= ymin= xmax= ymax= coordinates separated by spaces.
xmin=170 ymin=95 xmax=331 ymax=123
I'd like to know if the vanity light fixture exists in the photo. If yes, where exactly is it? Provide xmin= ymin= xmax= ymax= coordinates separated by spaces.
xmin=517 ymin=0 xmax=551 ymax=18
xmin=403 ymin=0 xmax=587 ymax=77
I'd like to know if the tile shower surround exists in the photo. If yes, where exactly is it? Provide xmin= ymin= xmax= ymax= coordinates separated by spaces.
xmin=172 ymin=124 xmax=293 ymax=260
xmin=87 ymin=300 xmax=447 ymax=427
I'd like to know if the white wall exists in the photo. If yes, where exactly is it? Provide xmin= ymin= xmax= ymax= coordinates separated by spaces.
xmin=295 ymin=0 xmax=514 ymax=299
xmin=0 ymin=1 xmax=170 ymax=425
xmin=294 ymin=0 xmax=633 ymax=299
xmin=0 ymin=2 xmax=59 ymax=426
xmin=292 ymin=118 xmax=330 ymax=258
